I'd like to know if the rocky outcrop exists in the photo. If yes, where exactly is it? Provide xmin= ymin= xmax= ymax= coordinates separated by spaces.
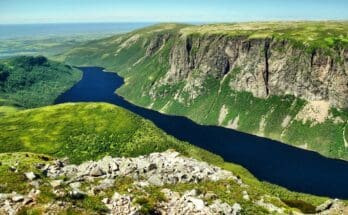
xmin=1 ymin=151 xmax=242 ymax=215
xmin=32 ymin=151 xmax=245 ymax=215
xmin=43 ymin=150 xmax=239 ymax=186
xmin=154 ymin=34 xmax=348 ymax=108
xmin=2 ymin=151 xmax=348 ymax=214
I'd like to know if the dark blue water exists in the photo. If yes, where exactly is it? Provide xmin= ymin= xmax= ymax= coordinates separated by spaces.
xmin=55 ymin=67 xmax=348 ymax=199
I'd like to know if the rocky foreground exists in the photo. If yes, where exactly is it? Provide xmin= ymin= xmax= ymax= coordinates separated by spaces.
xmin=0 ymin=150 xmax=346 ymax=214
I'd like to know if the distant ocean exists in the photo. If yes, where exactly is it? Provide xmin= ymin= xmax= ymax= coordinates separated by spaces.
xmin=0 ymin=23 xmax=153 ymax=40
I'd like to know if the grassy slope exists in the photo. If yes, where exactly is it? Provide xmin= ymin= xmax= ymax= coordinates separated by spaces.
xmin=0 ymin=56 xmax=82 ymax=110
xmin=180 ymin=21 xmax=348 ymax=51
xmin=59 ymin=22 xmax=348 ymax=161
xmin=0 ymin=102 xmax=329 ymax=214
xmin=0 ymin=102 xmax=195 ymax=164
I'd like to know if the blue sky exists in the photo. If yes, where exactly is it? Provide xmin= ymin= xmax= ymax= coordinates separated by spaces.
xmin=1 ymin=0 xmax=347 ymax=24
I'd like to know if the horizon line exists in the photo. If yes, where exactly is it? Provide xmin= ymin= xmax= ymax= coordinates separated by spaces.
xmin=1 ymin=19 xmax=348 ymax=25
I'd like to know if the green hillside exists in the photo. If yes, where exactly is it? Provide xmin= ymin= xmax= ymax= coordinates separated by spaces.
xmin=0 ymin=102 xmax=331 ymax=214
xmin=0 ymin=102 xmax=198 ymax=164
xmin=0 ymin=56 xmax=81 ymax=110
xmin=59 ymin=22 xmax=348 ymax=161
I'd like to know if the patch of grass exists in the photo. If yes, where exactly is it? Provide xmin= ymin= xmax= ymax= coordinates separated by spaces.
xmin=281 ymin=199 xmax=316 ymax=213
xmin=0 ymin=152 xmax=53 ymax=194
xmin=0 ymin=105 xmax=19 ymax=116
xmin=0 ymin=102 xmax=209 ymax=164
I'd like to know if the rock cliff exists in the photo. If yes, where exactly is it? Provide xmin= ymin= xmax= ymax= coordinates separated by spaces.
xmin=155 ymin=34 xmax=348 ymax=108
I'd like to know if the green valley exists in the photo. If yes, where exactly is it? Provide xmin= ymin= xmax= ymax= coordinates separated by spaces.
xmin=60 ymin=22 xmax=348 ymax=161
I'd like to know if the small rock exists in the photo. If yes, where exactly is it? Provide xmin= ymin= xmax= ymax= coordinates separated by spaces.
xmin=204 ymin=191 xmax=217 ymax=200
xmin=134 ymin=181 xmax=150 ymax=187
xmin=316 ymin=199 xmax=334 ymax=212
xmin=57 ymin=200 xmax=66 ymax=206
xmin=90 ymin=167 xmax=104 ymax=177
xmin=0 ymin=193 xmax=17 ymax=201
xmin=97 ymin=179 xmax=114 ymax=189
xmin=0 ymin=194 xmax=8 ymax=201
xmin=69 ymin=189 xmax=86 ymax=199
xmin=107 ymin=192 xmax=139 ymax=214
xmin=50 ymin=180 xmax=63 ymax=188
xmin=148 ymin=163 xmax=157 ymax=171
xmin=102 ymin=198 xmax=109 ymax=204
xmin=112 ymin=192 xmax=122 ymax=201
xmin=9 ymin=166 xmax=17 ymax=172
xmin=54 ymin=160 xmax=64 ymax=168
xmin=187 ymin=197 xmax=205 ymax=210
xmin=24 ymin=172 xmax=37 ymax=181
xmin=69 ymin=182 xmax=81 ymax=189
xmin=29 ymin=181 xmax=40 ymax=188
xmin=23 ymin=197 xmax=34 ymax=205
xmin=12 ymin=195 xmax=24 ymax=202
xmin=186 ymin=189 xmax=198 ymax=197
xmin=232 ymin=203 xmax=242 ymax=215
xmin=28 ymin=189 xmax=41 ymax=198
xmin=53 ymin=190 xmax=66 ymax=198
xmin=147 ymin=175 xmax=163 ymax=186
xmin=242 ymin=190 xmax=250 ymax=201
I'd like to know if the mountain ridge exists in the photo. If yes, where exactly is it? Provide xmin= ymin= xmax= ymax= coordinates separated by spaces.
xmin=58 ymin=21 xmax=348 ymax=161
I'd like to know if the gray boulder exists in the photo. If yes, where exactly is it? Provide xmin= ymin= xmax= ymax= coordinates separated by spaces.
xmin=24 ymin=172 xmax=37 ymax=181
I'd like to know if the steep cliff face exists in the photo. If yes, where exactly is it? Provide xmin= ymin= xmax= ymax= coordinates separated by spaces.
xmin=154 ymin=34 xmax=348 ymax=109
xmin=61 ymin=22 xmax=348 ymax=161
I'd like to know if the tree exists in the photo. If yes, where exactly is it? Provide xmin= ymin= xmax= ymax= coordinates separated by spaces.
xmin=0 ymin=65 xmax=9 ymax=82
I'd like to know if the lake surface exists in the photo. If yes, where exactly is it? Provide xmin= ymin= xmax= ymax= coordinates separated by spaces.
xmin=55 ymin=67 xmax=348 ymax=199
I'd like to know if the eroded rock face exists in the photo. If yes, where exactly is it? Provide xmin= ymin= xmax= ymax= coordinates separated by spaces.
xmin=146 ymin=33 xmax=171 ymax=57
xmin=153 ymin=34 xmax=348 ymax=108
